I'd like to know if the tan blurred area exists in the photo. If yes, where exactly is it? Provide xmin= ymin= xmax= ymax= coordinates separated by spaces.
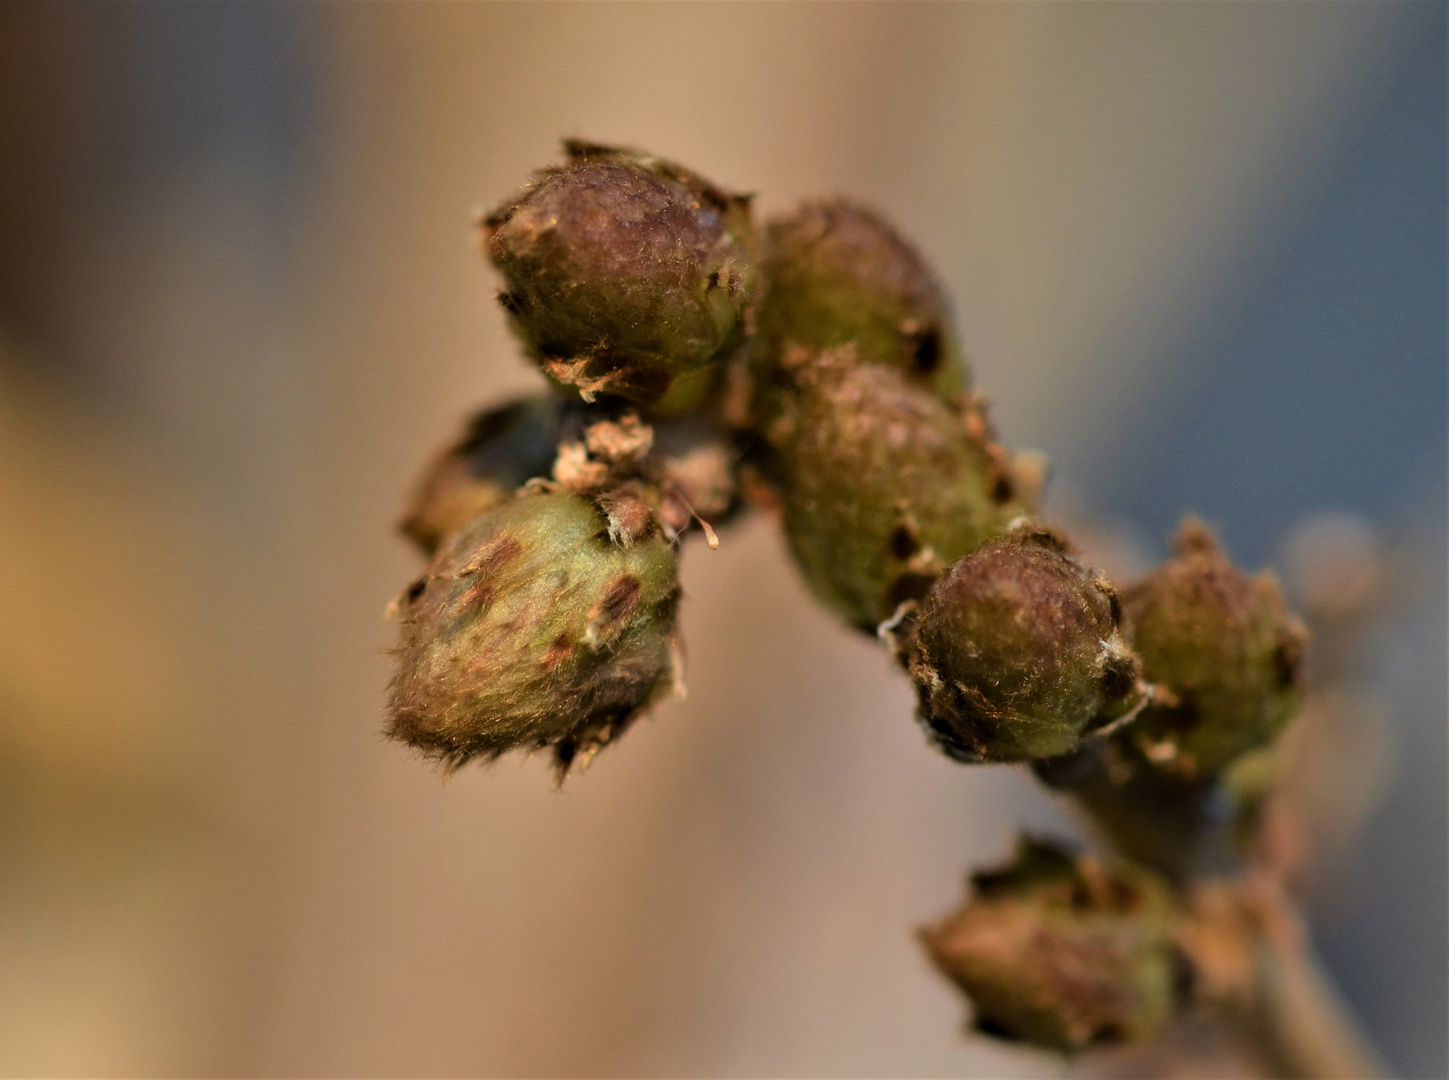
xmin=0 ymin=4 xmax=1425 ymax=1075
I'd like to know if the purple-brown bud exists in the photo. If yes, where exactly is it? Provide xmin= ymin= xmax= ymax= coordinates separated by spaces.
xmin=484 ymin=141 xmax=758 ymax=413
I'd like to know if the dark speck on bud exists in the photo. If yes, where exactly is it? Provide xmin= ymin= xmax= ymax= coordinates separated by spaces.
xmin=898 ymin=523 xmax=1146 ymax=763
xmin=483 ymin=140 xmax=758 ymax=413
xmin=387 ymin=489 xmax=681 ymax=777
xmin=1122 ymin=518 xmax=1308 ymax=778
xmin=920 ymin=837 xmax=1179 ymax=1054
xmin=756 ymin=199 xmax=967 ymax=402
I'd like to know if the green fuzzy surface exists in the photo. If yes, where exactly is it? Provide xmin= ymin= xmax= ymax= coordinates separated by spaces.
xmin=774 ymin=357 xmax=1016 ymax=632
xmin=755 ymin=199 xmax=967 ymax=401
xmin=388 ymin=490 xmax=679 ymax=773
xmin=1122 ymin=521 xmax=1306 ymax=777
xmin=909 ymin=531 xmax=1143 ymax=762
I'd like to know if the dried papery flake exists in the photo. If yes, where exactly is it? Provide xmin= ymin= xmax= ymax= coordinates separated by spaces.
xmin=922 ymin=837 xmax=1180 ymax=1055
xmin=550 ymin=414 xmax=656 ymax=494
xmin=660 ymin=442 xmax=734 ymax=518
xmin=584 ymin=412 xmax=654 ymax=468
xmin=387 ymin=489 xmax=680 ymax=777
xmin=484 ymin=141 xmax=758 ymax=413
xmin=646 ymin=427 xmax=740 ymax=529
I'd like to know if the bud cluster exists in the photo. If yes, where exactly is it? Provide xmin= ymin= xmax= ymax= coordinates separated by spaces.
xmin=390 ymin=142 xmax=759 ymax=776
xmin=386 ymin=141 xmax=1318 ymax=1061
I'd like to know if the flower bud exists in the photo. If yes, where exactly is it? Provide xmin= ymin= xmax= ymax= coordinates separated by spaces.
xmin=920 ymin=838 xmax=1179 ymax=1053
xmin=900 ymin=525 xmax=1145 ymax=763
xmin=756 ymin=199 xmax=967 ymax=400
xmin=1122 ymin=519 xmax=1308 ymax=777
xmin=400 ymin=395 xmax=563 ymax=556
xmin=770 ymin=349 xmax=1019 ymax=631
xmin=484 ymin=141 xmax=758 ymax=413
xmin=387 ymin=489 xmax=681 ymax=776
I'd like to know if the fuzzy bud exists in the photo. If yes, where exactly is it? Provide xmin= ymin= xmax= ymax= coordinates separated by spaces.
xmin=900 ymin=525 xmax=1145 ymax=763
xmin=484 ymin=141 xmax=758 ymax=412
xmin=400 ymin=396 xmax=562 ymax=556
xmin=1122 ymin=519 xmax=1308 ymax=778
xmin=770 ymin=349 xmax=1020 ymax=631
xmin=756 ymin=199 xmax=967 ymax=401
xmin=387 ymin=489 xmax=681 ymax=776
xmin=920 ymin=838 xmax=1179 ymax=1054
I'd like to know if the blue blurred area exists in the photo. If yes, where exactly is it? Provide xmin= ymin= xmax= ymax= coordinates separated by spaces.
xmin=0 ymin=1 xmax=313 ymax=382
xmin=1086 ymin=8 xmax=1446 ymax=1075
xmin=1092 ymin=4 xmax=1446 ymax=566
xmin=107 ymin=4 xmax=307 ymax=196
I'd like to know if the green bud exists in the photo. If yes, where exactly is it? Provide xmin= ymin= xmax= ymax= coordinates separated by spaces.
xmin=1122 ymin=519 xmax=1308 ymax=778
xmin=400 ymin=395 xmax=562 ymax=556
xmin=769 ymin=349 xmax=1020 ymax=631
xmin=920 ymin=838 xmax=1179 ymax=1054
xmin=899 ymin=524 xmax=1145 ymax=763
xmin=756 ymin=199 xmax=967 ymax=401
xmin=484 ymin=141 xmax=758 ymax=412
xmin=387 ymin=489 xmax=681 ymax=776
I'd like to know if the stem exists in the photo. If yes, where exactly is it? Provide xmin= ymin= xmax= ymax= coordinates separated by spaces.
xmin=1239 ymin=877 xmax=1387 ymax=1080
xmin=1184 ymin=874 xmax=1388 ymax=1080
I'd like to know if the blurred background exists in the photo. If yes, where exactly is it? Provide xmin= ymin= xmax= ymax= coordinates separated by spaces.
xmin=0 ymin=3 xmax=1443 ymax=1076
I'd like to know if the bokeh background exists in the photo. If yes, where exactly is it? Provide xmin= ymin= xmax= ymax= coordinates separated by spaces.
xmin=0 ymin=3 xmax=1443 ymax=1076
